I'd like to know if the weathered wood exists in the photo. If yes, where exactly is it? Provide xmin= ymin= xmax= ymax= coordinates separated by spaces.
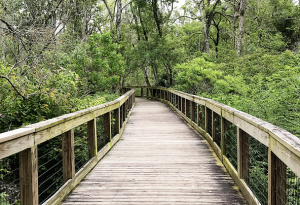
xmin=62 ymin=98 xmax=247 ymax=205
xmin=20 ymin=146 xmax=39 ymax=205
xmin=141 ymin=88 xmax=144 ymax=97
xmin=146 ymin=88 xmax=149 ymax=97
xmin=104 ymin=112 xmax=111 ymax=143
xmin=191 ymin=101 xmax=195 ymax=122
xmin=114 ymin=107 xmax=120 ymax=135
xmin=268 ymin=150 xmax=287 ymax=205
xmin=88 ymin=119 xmax=97 ymax=158
xmin=0 ymin=134 xmax=34 ymax=160
xmin=62 ymin=129 xmax=75 ymax=183
xmin=197 ymin=104 xmax=200 ymax=127
xmin=237 ymin=128 xmax=249 ymax=184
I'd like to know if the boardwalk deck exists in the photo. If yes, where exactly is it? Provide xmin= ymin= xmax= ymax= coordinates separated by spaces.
xmin=62 ymin=98 xmax=248 ymax=205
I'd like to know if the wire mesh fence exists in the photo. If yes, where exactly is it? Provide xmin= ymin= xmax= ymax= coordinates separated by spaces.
xmin=214 ymin=114 xmax=221 ymax=148
xmin=111 ymin=110 xmax=117 ymax=138
xmin=207 ymin=108 xmax=212 ymax=137
xmin=198 ymin=105 xmax=205 ymax=130
xmin=134 ymin=88 xmax=141 ymax=97
xmin=192 ymin=103 xmax=197 ymax=124
xmin=0 ymin=154 xmax=20 ymax=205
xmin=38 ymin=136 xmax=63 ymax=204
xmin=286 ymin=168 xmax=300 ymax=204
xmin=224 ymin=119 xmax=237 ymax=170
xmin=74 ymin=123 xmax=89 ymax=173
xmin=245 ymin=135 xmax=268 ymax=205
xmin=96 ymin=115 xmax=108 ymax=152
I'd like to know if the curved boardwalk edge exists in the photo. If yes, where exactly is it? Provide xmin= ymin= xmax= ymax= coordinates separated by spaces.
xmin=61 ymin=98 xmax=248 ymax=205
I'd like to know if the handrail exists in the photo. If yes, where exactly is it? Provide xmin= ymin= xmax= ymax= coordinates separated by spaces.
xmin=124 ymin=86 xmax=300 ymax=205
xmin=0 ymin=90 xmax=136 ymax=205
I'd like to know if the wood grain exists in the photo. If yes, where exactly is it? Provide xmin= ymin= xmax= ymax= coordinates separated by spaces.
xmin=61 ymin=98 xmax=247 ymax=205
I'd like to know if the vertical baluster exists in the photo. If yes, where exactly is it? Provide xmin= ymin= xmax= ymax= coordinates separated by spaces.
xmin=185 ymin=99 xmax=189 ymax=117
xmin=20 ymin=146 xmax=39 ymax=205
xmin=88 ymin=119 xmax=97 ymax=158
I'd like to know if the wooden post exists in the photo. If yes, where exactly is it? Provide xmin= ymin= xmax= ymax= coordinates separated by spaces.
xmin=104 ymin=112 xmax=111 ymax=144
xmin=141 ymin=88 xmax=143 ymax=97
xmin=197 ymin=105 xmax=200 ymax=126
xmin=122 ymin=103 xmax=126 ymax=122
xmin=191 ymin=102 xmax=195 ymax=122
xmin=221 ymin=117 xmax=225 ymax=156
xmin=120 ymin=104 xmax=123 ymax=128
xmin=237 ymin=128 xmax=249 ymax=184
xmin=88 ymin=119 xmax=97 ymax=158
xmin=62 ymin=129 xmax=75 ymax=183
xmin=146 ymin=88 xmax=149 ymax=97
xmin=185 ymin=99 xmax=189 ymax=117
xmin=114 ymin=108 xmax=120 ymax=134
xmin=205 ymin=107 xmax=209 ymax=133
xmin=268 ymin=150 xmax=287 ymax=205
xmin=20 ymin=146 xmax=39 ymax=205
xmin=212 ymin=112 xmax=217 ymax=142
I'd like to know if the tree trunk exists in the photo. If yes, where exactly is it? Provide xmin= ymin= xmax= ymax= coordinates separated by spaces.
xmin=232 ymin=2 xmax=240 ymax=50
xmin=199 ymin=2 xmax=209 ymax=54
xmin=116 ymin=0 xmax=122 ymax=43
xmin=142 ymin=66 xmax=151 ymax=86
xmin=152 ymin=0 xmax=163 ymax=38
xmin=102 ymin=0 xmax=114 ymax=33
xmin=237 ymin=0 xmax=247 ymax=56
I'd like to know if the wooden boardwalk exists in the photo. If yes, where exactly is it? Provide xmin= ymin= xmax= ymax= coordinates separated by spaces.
xmin=62 ymin=98 xmax=248 ymax=205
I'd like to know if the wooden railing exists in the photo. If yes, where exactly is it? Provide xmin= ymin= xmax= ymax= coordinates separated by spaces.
xmin=0 ymin=90 xmax=135 ymax=205
xmin=124 ymin=86 xmax=300 ymax=205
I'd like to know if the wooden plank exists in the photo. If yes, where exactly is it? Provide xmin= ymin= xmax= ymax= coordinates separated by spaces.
xmin=104 ymin=112 xmax=111 ymax=143
xmin=0 ymin=127 xmax=35 ymax=143
xmin=206 ymin=102 xmax=222 ymax=116
xmin=88 ymin=119 xmax=97 ymax=158
xmin=61 ymin=98 xmax=247 ymax=205
xmin=234 ymin=115 xmax=269 ymax=147
xmin=62 ymin=129 xmax=75 ymax=183
xmin=0 ymin=134 xmax=34 ymax=160
xmin=20 ymin=146 xmax=39 ymax=205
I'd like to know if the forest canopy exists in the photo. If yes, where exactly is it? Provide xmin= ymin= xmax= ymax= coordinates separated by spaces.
xmin=0 ymin=0 xmax=299 ymax=139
